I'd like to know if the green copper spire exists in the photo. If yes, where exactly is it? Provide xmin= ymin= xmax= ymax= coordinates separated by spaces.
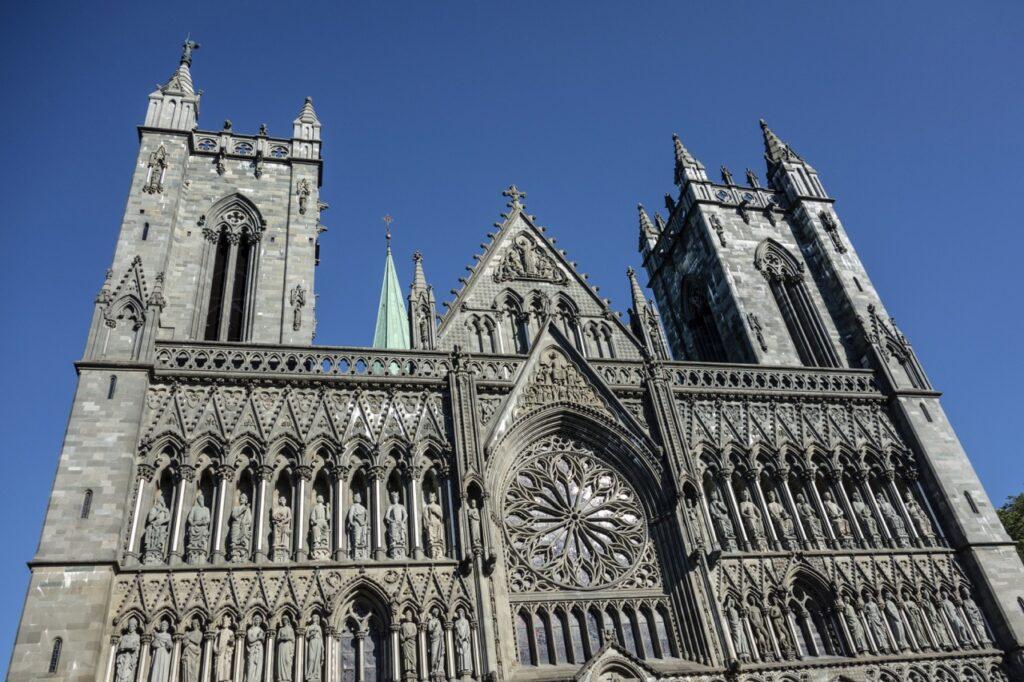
xmin=372 ymin=223 xmax=411 ymax=349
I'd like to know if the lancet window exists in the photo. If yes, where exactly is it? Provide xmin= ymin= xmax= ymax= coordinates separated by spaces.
xmin=200 ymin=197 xmax=264 ymax=342
xmin=682 ymin=276 xmax=727 ymax=362
xmin=499 ymin=293 xmax=529 ymax=354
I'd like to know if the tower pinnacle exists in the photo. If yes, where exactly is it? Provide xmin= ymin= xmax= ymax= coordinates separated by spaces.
xmin=145 ymin=40 xmax=201 ymax=129
xmin=759 ymin=119 xmax=804 ymax=168
xmin=672 ymin=133 xmax=708 ymax=185
xmin=373 ymin=219 xmax=411 ymax=350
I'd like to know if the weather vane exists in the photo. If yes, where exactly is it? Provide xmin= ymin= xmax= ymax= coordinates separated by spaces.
xmin=382 ymin=214 xmax=393 ymax=245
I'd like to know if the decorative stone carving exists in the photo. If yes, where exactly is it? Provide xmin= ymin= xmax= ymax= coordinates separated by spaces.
xmin=906 ymin=496 xmax=936 ymax=544
xmin=454 ymin=608 xmax=472 ymax=674
xmin=884 ymin=596 xmax=909 ymax=651
xmin=795 ymin=493 xmax=824 ymax=545
xmin=245 ymin=615 xmax=264 ymax=682
xmin=864 ymin=600 xmax=890 ymax=653
xmin=747 ymin=312 xmax=768 ymax=351
xmin=185 ymin=492 xmax=210 ymax=564
xmin=745 ymin=601 xmax=773 ymax=662
xmin=840 ymin=598 xmax=867 ymax=653
xmin=904 ymin=597 xmax=930 ymax=650
xmin=819 ymin=210 xmax=847 ymax=253
xmin=181 ymin=618 xmax=203 ymax=682
xmin=738 ymin=489 xmax=767 ymax=550
xmin=962 ymin=587 xmax=990 ymax=645
xmin=290 ymin=284 xmax=306 ymax=332
xmin=822 ymin=491 xmax=851 ymax=546
xmin=726 ymin=601 xmax=751 ymax=662
xmin=277 ymin=615 xmax=295 ymax=682
xmin=309 ymin=494 xmax=330 ymax=560
xmin=305 ymin=618 xmax=323 ymax=682
xmin=214 ymin=616 xmax=234 ymax=682
xmin=514 ymin=348 xmax=605 ymax=418
xmin=297 ymin=179 xmax=311 ymax=215
xmin=924 ymin=598 xmax=951 ymax=650
xmin=709 ymin=214 xmax=727 ymax=247
xmin=708 ymin=490 xmax=737 ymax=551
xmin=272 ymin=495 xmax=293 ymax=562
xmin=877 ymin=493 xmax=909 ymax=547
xmin=424 ymin=491 xmax=446 ymax=559
xmin=851 ymin=491 xmax=880 ymax=545
xmin=149 ymin=619 xmax=173 ymax=682
xmin=400 ymin=612 xmax=418 ymax=680
xmin=941 ymin=592 xmax=970 ymax=647
xmin=347 ymin=492 xmax=369 ymax=559
xmin=142 ymin=495 xmax=171 ymax=564
xmin=466 ymin=498 xmax=482 ymax=551
xmin=427 ymin=608 xmax=445 ymax=678
xmin=766 ymin=490 xmax=795 ymax=548
xmin=494 ymin=233 xmax=566 ymax=284
xmin=768 ymin=603 xmax=793 ymax=659
xmin=385 ymin=491 xmax=408 ymax=559
xmin=143 ymin=144 xmax=168 ymax=194
xmin=228 ymin=493 xmax=253 ymax=562
xmin=115 ymin=617 xmax=141 ymax=682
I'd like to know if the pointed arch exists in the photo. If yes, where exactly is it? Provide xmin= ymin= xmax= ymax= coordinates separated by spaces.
xmin=681 ymin=274 xmax=728 ymax=362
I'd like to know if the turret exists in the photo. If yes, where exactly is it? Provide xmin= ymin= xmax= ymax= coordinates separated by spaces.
xmin=408 ymin=251 xmax=437 ymax=350
xmin=144 ymin=39 xmax=201 ymax=131
xmin=673 ymin=133 xmax=708 ymax=185
xmin=627 ymin=267 xmax=669 ymax=360
xmin=292 ymin=97 xmax=322 ymax=160
xmin=637 ymin=203 xmax=661 ymax=258
xmin=760 ymin=119 xmax=827 ymax=200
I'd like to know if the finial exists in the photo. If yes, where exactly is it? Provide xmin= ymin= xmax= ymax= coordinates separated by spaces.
xmin=412 ymin=251 xmax=422 ymax=262
xmin=626 ymin=266 xmax=636 ymax=278
xmin=382 ymin=214 xmax=393 ymax=248
xmin=258 ymin=123 xmax=268 ymax=137
xmin=745 ymin=168 xmax=760 ymax=188
xmin=223 ymin=119 xmax=232 ymax=131
xmin=502 ymin=185 xmax=526 ymax=209
xmin=305 ymin=96 xmax=313 ymax=104
xmin=720 ymin=165 xmax=734 ymax=185
xmin=180 ymin=35 xmax=200 ymax=66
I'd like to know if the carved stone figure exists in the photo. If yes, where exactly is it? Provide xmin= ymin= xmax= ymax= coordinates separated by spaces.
xmin=822 ymin=491 xmax=851 ymax=545
xmin=840 ymin=599 xmax=867 ymax=653
xmin=851 ymin=491 xmax=880 ymax=544
xmin=454 ymin=608 xmax=472 ymax=674
xmin=400 ymin=613 xmax=418 ymax=680
xmin=766 ymin=490 xmax=795 ymax=547
xmin=270 ymin=495 xmax=292 ymax=562
xmin=903 ymin=598 xmax=930 ymax=650
xmin=181 ymin=618 xmax=203 ymax=682
xmin=290 ymin=285 xmax=306 ymax=331
xmin=149 ymin=619 xmax=173 ymax=682
xmin=142 ymin=496 xmax=171 ymax=564
xmin=877 ymin=493 xmax=909 ymax=547
xmin=424 ymin=491 xmax=446 ymax=559
xmin=385 ymin=491 xmax=408 ymax=559
xmin=883 ymin=597 xmax=909 ymax=651
xmin=185 ymin=492 xmax=211 ymax=564
xmin=277 ymin=615 xmax=295 ymax=682
xmin=768 ymin=603 xmax=793 ymax=659
xmin=494 ymin=233 xmax=566 ymax=284
xmin=906 ymin=496 xmax=936 ymax=544
xmin=745 ymin=602 xmax=773 ymax=661
xmin=347 ymin=492 xmax=369 ymax=559
xmin=467 ymin=498 xmax=482 ymax=551
xmin=515 ymin=349 xmax=604 ymax=418
xmin=309 ymin=494 xmax=330 ymax=560
xmin=115 ymin=617 xmax=141 ymax=682
xmin=795 ymin=493 xmax=824 ymax=545
xmin=961 ymin=588 xmax=990 ymax=644
xmin=924 ymin=598 xmax=951 ymax=650
xmin=726 ymin=601 xmax=750 ymax=662
xmin=739 ymin=489 xmax=767 ymax=550
xmin=941 ymin=592 xmax=970 ymax=647
xmin=229 ymin=493 xmax=253 ymax=562
xmin=864 ymin=600 xmax=890 ymax=652
xmin=708 ymin=491 xmax=737 ymax=551
xmin=305 ymin=617 xmax=323 ymax=682
xmin=245 ymin=615 xmax=264 ymax=682
xmin=428 ymin=609 xmax=445 ymax=678
xmin=214 ymin=616 xmax=235 ymax=682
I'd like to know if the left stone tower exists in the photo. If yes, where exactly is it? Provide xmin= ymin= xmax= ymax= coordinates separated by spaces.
xmin=7 ymin=41 xmax=325 ymax=679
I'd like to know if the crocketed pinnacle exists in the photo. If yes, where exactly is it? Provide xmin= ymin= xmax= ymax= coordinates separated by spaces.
xmin=161 ymin=62 xmax=195 ymax=96
xmin=627 ymin=266 xmax=649 ymax=313
xmin=294 ymin=96 xmax=320 ymax=125
xmin=673 ymin=133 xmax=705 ymax=185
xmin=372 ymin=239 xmax=411 ymax=349
xmin=760 ymin=119 xmax=802 ymax=166
xmin=411 ymin=251 xmax=428 ymax=289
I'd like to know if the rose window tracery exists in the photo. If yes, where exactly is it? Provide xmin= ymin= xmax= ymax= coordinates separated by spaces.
xmin=503 ymin=438 xmax=647 ymax=590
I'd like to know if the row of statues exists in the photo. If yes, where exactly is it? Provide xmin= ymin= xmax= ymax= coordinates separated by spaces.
xmin=706 ymin=480 xmax=936 ymax=552
xmin=142 ymin=488 xmax=458 ymax=565
xmin=399 ymin=608 xmax=474 ymax=679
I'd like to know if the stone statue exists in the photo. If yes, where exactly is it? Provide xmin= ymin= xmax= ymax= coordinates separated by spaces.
xmin=726 ymin=601 xmax=750 ymax=662
xmin=883 ymin=597 xmax=909 ymax=651
xmin=400 ymin=612 xmax=418 ymax=680
xmin=149 ymin=619 xmax=173 ymax=682
xmin=864 ymin=600 xmax=890 ymax=652
xmin=795 ymin=493 xmax=824 ymax=545
xmin=229 ymin=493 xmax=253 ymax=562
xmin=467 ymin=498 xmax=482 ymax=551
xmin=851 ymin=491 xmax=880 ymax=544
xmin=386 ymin=491 xmax=408 ymax=559
xmin=428 ymin=609 xmax=445 ymax=678
xmin=840 ymin=598 xmax=867 ymax=653
xmin=739 ymin=489 xmax=767 ymax=550
xmin=115 ymin=617 xmax=141 ymax=682
xmin=214 ymin=615 xmax=235 ymax=682
xmin=424 ymin=491 xmax=446 ymax=559
xmin=454 ymin=608 xmax=472 ymax=674
xmin=272 ymin=495 xmax=293 ymax=562
xmin=277 ymin=615 xmax=296 ymax=682
xmin=767 ymin=603 xmax=793 ymax=659
xmin=745 ymin=602 xmax=773 ymax=661
xmin=142 ymin=496 xmax=171 ymax=564
xmin=245 ymin=614 xmax=264 ymax=682
xmin=305 ymin=617 xmax=323 ymax=682
xmin=309 ymin=494 xmax=331 ymax=560
xmin=877 ymin=493 xmax=909 ymax=547
xmin=822 ymin=491 xmax=851 ymax=545
xmin=766 ymin=490 xmax=795 ymax=547
xmin=940 ymin=592 xmax=970 ymax=647
xmin=903 ymin=597 xmax=930 ymax=650
xmin=181 ymin=617 xmax=203 ymax=682
xmin=185 ymin=492 xmax=211 ymax=564
xmin=924 ymin=598 xmax=951 ymax=650
xmin=708 ymin=491 xmax=737 ymax=551
xmin=961 ymin=587 xmax=990 ymax=644
xmin=347 ymin=492 xmax=369 ymax=559
xmin=906 ymin=496 xmax=936 ymax=544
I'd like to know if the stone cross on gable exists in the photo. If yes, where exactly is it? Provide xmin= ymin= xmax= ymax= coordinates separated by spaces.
xmin=503 ymin=185 xmax=526 ymax=209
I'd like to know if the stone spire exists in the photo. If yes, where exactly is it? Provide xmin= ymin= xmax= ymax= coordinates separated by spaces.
xmin=760 ymin=119 xmax=806 ymax=169
xmin=626 ymin=267 xmax=669 ymax=360
xmin=408 ymin=251 xmax=437 ymax=350
xmin=638 ymin=203 xmax=661 ymax=254
xmin=372 ymin=229 xmax=411 ymax=349
xmin=673 ymin=133 xmax=708 ymax=186
xmin=292 ymin=97 xmax=322 ymax=160
xmin=145 ymin=39 xmax=201 ymax=130
xmin=627 ymin=266 xmax=649 ymax=313
xmin=759 ymin=119 xmax=826 ymax=198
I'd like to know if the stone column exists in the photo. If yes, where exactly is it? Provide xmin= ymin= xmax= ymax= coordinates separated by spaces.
xmin=409 ymin=474 xmax=423 ymax=559
xmin=887 ymin=476 xmax=921 ymax=545
xmin=390 ymin=626 xmax=401 ymax=681
xmin=295 ymin=467 xmax=312 ymax=561
xmin=470 ymin=620 xmax=482 ymax=679
xmin=169 ymin=468 xmax=194 ymax=564
xmin=200 ymin=632 xmax=214 ymax=682
xmin=104 ymin=638 xmax=118 ymax=682
xmin=126 ymin=465 xmax=155 ymax=558
xmin=720 ymin=471 xmax=750 ymax=549
xmin=332 ymin=470 xmax=345 ymax=560
xmin=169 ymin=633 xmax=184 ymax=682
xmin=135 ymin=635 xmax=152 ymax=682
xmin=778 ymin=471 xmax=809 ymax=549
xmin=211 ymin=466 xmax=232 ymax=561
xmin=444 ymin=476 xmax=457 ymax=559
xmin=255 ymin=466 xmax=272 ymax=560
xmin=445 ymin=623 xmax=455 ymax=680
xmin=264 ymin=630 xmax=275 ymax=682
xmin=326 ymin=628 xmax=338 ymax=682
xmin=295 ymin=628 xmax=306 ymax=682
xmin=748 ymin=471 xmax=780 ymax=550
xmin=861 ymin=475 xmax=894 ymax=546
xmin=832 ymin=472 xmax=866 ymax=548
xmin=372 ymin=466 xmax=386 ymax=560
xmin=805 ymin=469 xmax=839 ymax=548
xmin=418 ymin=623 xmax=428 ymax=682
xmin=233 ymin=628 xmax=244 ymax=682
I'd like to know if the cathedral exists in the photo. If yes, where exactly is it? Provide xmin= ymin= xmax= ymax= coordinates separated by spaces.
xmin=9 ymin=42 xmax=1024 ymax=682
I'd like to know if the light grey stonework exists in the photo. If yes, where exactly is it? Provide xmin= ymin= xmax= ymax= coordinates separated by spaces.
xmin=9 ymin=49 xmax=1023 ymax=682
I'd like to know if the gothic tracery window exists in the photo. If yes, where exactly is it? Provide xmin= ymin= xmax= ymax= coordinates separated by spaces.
xmin=681 ymin=276 xmax=727 ymax=362
xmin=202 ymin=200 xmax=262 ymax=342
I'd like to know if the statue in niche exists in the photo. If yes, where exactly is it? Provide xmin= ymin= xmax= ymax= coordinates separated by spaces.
xmin=794 ymin=493 xmax=824 ymax=545
xmin=494 ymin=233 xmax=566 ymax=284
xmin=114 ymin=617 xmax=141 ymax=682
xmin=738 ymin=489 xmax=767 ymax=550
xmin=276 ymin=615 xmax=295 ymax=682
xmin=142 ymin=495 xmax=171 ymax=564
xmin=822 ymin=491 xmax=851 ymax=545
xmin=839 ymin=597 xmax=867 ymax=653
xmin=309 ymin=494 xmax=331 ymax=560
xmin=924 ymin=598 xmax=951 ymax=650
xmin=185 ymin=492 xmax=211 ymax=564
xmin=767 ymin=603 xmax=793 ymax=659
xmin=725 ymin=601 xmax=750 ymax=662
xmin=181 ymin=617 xmax=203 ymax=682
xmin=272 ymin=495 xmax=293 ymax=562
xmin=903 ymin=597 xmax=930 ymax=650
xmin=467 ymin=498 xmax=483 ymax=551
xmin=745 ymin=602 xmax=773 ymax=661
xmin=214 ymin=615 xmax=235 ymax=682
xmin=864 ymin=599 xmax=890 ymax=652
xmin=305 ymin=617 xmax=324 ymax=682
xmin=149 ymin=619 xmax=173 ymax=682
xmin=386 ymin=491 xmax=408 ymax=559
xmin=400 ymin=612 xmax=418 ymax=680
xmin=708 ymin=490 xmax=737 ymax=551
xmin=424 ymin=491 xmax=446 ymax=559
xmin=940 ymin=591 xmax=970 ymax=647
xmin=905 ymin=496 xmax=936 ymax=544
xmin=228 ymin=493 xmax=253 ymax=562
xmin=883 ymin=596 xmax=909 ymax=651
xmin=454 ymin=608 xmax=472 ymax=674
xmin=877 ymin=493 xmax=910 ymax=547
xmin=851 ymin=491 xmax=880 ymax=544
xmin=765 ymin=490 xmax=795 ymax=547
xmin=245 ymin=614 xmax=264 ymax=682
xmin=347 ymin=491 xmax=369 ymax=559
xmin=428 ymin=608 xmax=445 ymax=678
xmin=961 ymin=586 xmax=990 ymax=644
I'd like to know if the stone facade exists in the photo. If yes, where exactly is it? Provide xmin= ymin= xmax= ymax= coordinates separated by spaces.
xmin=8 ymin=45 xmax=1024 ymax=682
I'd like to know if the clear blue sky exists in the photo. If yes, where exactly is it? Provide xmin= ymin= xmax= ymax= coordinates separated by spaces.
xmin=1 ymin=1 xmax=1021 ymax=671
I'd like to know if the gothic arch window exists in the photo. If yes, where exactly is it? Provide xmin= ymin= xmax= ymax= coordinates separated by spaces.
xmin=338 ymin=597 xmax=387 ymax=682
xmin=681 ymin=276 xmax=727 ymax=362
xmin=555 ymin=297 xmax=582 ymax=350
xmin=789 ymin=581 xmax=839 ymax=658
xmin=755 ymin=240 xmax=840 ymax=367
xmin=499 ymin=292 xmax=529 ymax=354
xmin=200 ymin=197 xmax=264 ymax=342
xmin=586 ymin=322 xmax=615 ymax=359
xmin=47 ymin=637 xmax=62 ymax=674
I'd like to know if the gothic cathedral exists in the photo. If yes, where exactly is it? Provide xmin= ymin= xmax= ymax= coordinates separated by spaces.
xmin=9 ymin=43 xmax=1024 ymax=682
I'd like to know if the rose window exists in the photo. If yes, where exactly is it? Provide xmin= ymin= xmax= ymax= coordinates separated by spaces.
xmin=503 ymin=443 xmax=646 ymax=590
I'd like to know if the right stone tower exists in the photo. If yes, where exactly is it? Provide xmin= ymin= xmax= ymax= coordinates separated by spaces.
xmin=640 ymin=120 xmax=1024 ymax=673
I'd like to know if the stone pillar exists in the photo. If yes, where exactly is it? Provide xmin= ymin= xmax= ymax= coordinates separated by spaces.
xmin=255 ymin=466 xmax=272 ymax=560
xmin=444 ymin=624 xmax=455 ymax=680
xmin=211 ymin=466 xmax=232 ymax=561
xmin=295 ymin=467 xmax=312 ymax=560
xmin=720 ymin=471 xmax=750 ymax=549
xmin=233 ymin=628 xmax=244 ymax=682
xmin=372 ymin=466 xmax=386 ymax=560
xmin=470 ymin=620 xmax=482 ymax=679
xmin=861 ymin=476 xmax=894 ymax=546
xmin=295 ymin=628 xmax=306 ymax=682
xmin=409 ymin=474 xmax=423 ymax=559
xmin=201 ymin=632 xmax=214 ymax=682
xmin=332 ymin=470 xmax=345 ymax=560
xmin=778 ymin=471 xmax=809 ymax=548
xmin=418 ymin=623 xmax=428 ymax=682
xmin=327 ymin=628 xmax=338 ymax=682
xmin=104 ymin=638 xmax=118 ymax=682
xmin=390 ymin=626 xmax=401 ymax=681
xmin=748 ymin=471 xmax=779 ymax=550
xmin=135 ymin=635 xmax=152 ymax=682
xmin=170 ymin=633 xmax=184 ymax=682
xmin=805 ymin=469 xmax=839 ymax=548
xmin=127 ymin=464 xmax=155 ymax=558
xmin=169 ymin=467 xmax=194 ymax=564
xmin=832 ymin=472 xmax=866 ymax=547
xmin=264 ymin=630 xmax=275 ymax=682
xmin=444 ymin=476 xmax=457 ymax=558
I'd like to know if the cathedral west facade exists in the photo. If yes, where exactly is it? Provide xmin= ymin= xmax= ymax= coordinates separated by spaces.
xmin=9 ymin=43 xmax=1024 ymax=682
